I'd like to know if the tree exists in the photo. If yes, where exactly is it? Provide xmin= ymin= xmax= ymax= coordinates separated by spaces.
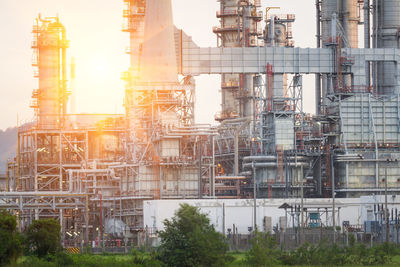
xmin=26 ymin=219 xmax=61 ymax=257
xmin=0 ymin=210 xmax=23 ymax=265
xmin=245 ymin=231 xmax=281 ymax=267
xmin=157 ymin=204 xmax=232 ymax=267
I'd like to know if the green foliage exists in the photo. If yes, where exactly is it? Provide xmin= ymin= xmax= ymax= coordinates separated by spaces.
xmin=279 ymin=242 xmax=347 ymax=266
xmin=278 ymin=241 xmax=394 ymax=266
xmin=14 ymin=252 xmax=162 ymax=267
xmin=25 ymin=219 xmax=61 ymax=257
xmin=242 ymin=233 xmax=399 ymax=267
xmin=0 ymin=210 xmax=23 ymax=265
xmin=245 ymin=231 xmax=281 ymax=267
xmin=157 ymin=203 xmax=232 ymax=267
xmin=131 ymin=248 xmax=162 ymax=267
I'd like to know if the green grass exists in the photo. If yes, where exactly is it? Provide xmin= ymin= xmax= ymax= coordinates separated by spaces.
xmin=226 ymin=252 xmax=400 ymax=267
xmin=8 ymin=252 xmax=400 ymax=267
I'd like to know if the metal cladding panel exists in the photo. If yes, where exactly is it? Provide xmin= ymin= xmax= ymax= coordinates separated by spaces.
xmin=183 ymin=46 xmax=337 ymax=75
xmin=181 ymin=168 xmax=198 ymax=196
xmin=137 ymin=166 xmax=157 ymax=192
xmin=337 ymin=154 xmax=400 ymax=189
xmin=274 ymin=119 xmax=294 ymax=150
xmin=160 ymin=139 xmax=180 ymax=158
xmin=340 ymin=94 xmax=400 ymax=144
xmin=374 ymin=0 xmax=400 ymax=95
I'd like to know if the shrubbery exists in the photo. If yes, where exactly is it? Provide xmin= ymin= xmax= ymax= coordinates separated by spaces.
xmin=157 ymin=203 xmax=233 ymax=267
xmin=244 ymin=231 xmax=398 ymax=266
xmin=25 ymin=219 xmax=62 ymax=257
xmin=245 ymin=231 xmax=281 ymax=267
xmin=0 ymin=210 xmax=23 ymax=265
xmin=2 ymin=206 xmax=400 ymax=267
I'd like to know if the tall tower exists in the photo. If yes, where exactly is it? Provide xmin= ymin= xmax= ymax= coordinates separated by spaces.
xmin=31 ymin=15 xmax=69 ymax=129
xmin=373 ymin=0 xmax=400 ymax=95
xmin=122 ymin=0 xmax=206 ymax=203
xmin=214 ymin=0 xmax=262 ymax=121
xmin=122 ymin=0 xmax=146 ymax=83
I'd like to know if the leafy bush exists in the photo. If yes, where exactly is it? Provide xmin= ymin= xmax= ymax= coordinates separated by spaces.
xmin=25 ymin=219 xmax=61 ymax=257
xmin=0 ymin=210 xmax=23 ymax=265
xmin=278 ymin=241 xmax=394 ymax=266
xmin=245 ymin=231 xmax=281 ymax=267
xmin=157 ymin=203 xmax=233 ymax=267
xmin=131 ymin=248 xmax=162 ymax=267
xmin=243 ymin=234 xmax=397 ymax=267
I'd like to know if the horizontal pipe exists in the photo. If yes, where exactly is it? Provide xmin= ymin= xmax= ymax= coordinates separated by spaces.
xmin=243 ymin=162 xmax=308 ymax=169
xmin=243 ymin=155 xmax=276 ymax=162
xmin=243 ymin=155 xmax=308 ymax=162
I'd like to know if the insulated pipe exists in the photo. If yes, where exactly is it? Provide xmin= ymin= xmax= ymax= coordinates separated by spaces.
xmin=243 ymin=155 xmax=308 ymax=162
xmin=243 ymin=156 xmax=277 ymax=162
xmin=364 ymin=0 xmax=370 ymax=86
xmin=316 ymin=0 xmax=322 ymax=114
xmin=243 ymin=162 xmax=308 ymax=169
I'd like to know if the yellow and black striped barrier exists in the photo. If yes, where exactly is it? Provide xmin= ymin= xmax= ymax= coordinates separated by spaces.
xmin=66 ymin=247 xmax=80 ymax=254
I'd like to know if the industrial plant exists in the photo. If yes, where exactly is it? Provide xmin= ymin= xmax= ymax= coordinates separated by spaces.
xmin=2 ymin=0 xmax=400 ymax=249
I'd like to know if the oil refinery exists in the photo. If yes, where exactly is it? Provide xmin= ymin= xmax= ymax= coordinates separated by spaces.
xmin=2 ymin=0 xmax=400 ymax=248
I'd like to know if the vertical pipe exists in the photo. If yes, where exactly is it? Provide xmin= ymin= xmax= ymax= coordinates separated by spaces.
xmin=385 ymin=166 xmax=389 ymax=243
xmin=300 ymin=164 xmax=304 ymax=243
xmin=85 ymin=195 xmax=89 ymax=249
xmin=212 ymin=135 xmax=215 ymax=197
xmin=234 ymin=132 xmax=239 ymax=176
xmin=34 ymin=132 xmax=37 ymax=191
xmin=17 ymin=115 xmax=20 ymax=191
xmin=198 ymin=138 xmax=202 ymax=198
xmin=373 ymin=0 xmax=379 ymax=92
xmin=100 ymin=194 xmax=103 ymax=250
xmin=331 ymin=151 xmax=336 ymax=244
xmin=5 ymin=162 xmax=8 ymax=192
xmin=364 ymin=0 xmax=371 ymax=87
xmin=222 ymin=202 xmax=226 ymax=235
xmin=332 ymin=13 xmax=337 ymax=41
xmin=59 ymin=133 xmax=62 ymax=191
xmin=316 ymin=0 xmax=322 ymax=114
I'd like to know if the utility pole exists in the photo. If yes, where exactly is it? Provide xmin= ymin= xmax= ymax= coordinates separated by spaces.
xmin=385 ymin=158 xmax=398 ymax=243
xmin=253 ymin=162 xmax=257 ymax=232
xmin=300 ymin=165 xmax=304 ymax=244
xmin=385 ymin=165 xmax=389 ymax=243
xmin=331 ymin=151 xmax=336 ymax=244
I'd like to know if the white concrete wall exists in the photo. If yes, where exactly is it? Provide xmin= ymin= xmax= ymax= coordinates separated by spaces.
xmin=143 ymin=198 xmax=370 ymax=234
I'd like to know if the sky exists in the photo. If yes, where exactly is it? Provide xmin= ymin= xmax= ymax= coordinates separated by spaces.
xmin=0 ymin=0 xmax=318 ymax=130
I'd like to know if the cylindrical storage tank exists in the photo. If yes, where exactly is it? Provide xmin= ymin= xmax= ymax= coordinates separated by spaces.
xmin=374 ymin=0 xmax=400 ymax=95
xmin=38 ymin=23 xmax=61 ymax=129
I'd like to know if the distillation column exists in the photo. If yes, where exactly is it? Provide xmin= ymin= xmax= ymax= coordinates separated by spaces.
xmin=320 ymin=0 xmax=359 ymax=101
xmin=373 ymin=0 xmax=400 ymax=95
xmin=123 ymin=0 xmax=204 ymax=201
xmin=214 ymin=0 xmax=261 ymax=121
xmin=32 ymin=16 xmax=69 ymax=129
